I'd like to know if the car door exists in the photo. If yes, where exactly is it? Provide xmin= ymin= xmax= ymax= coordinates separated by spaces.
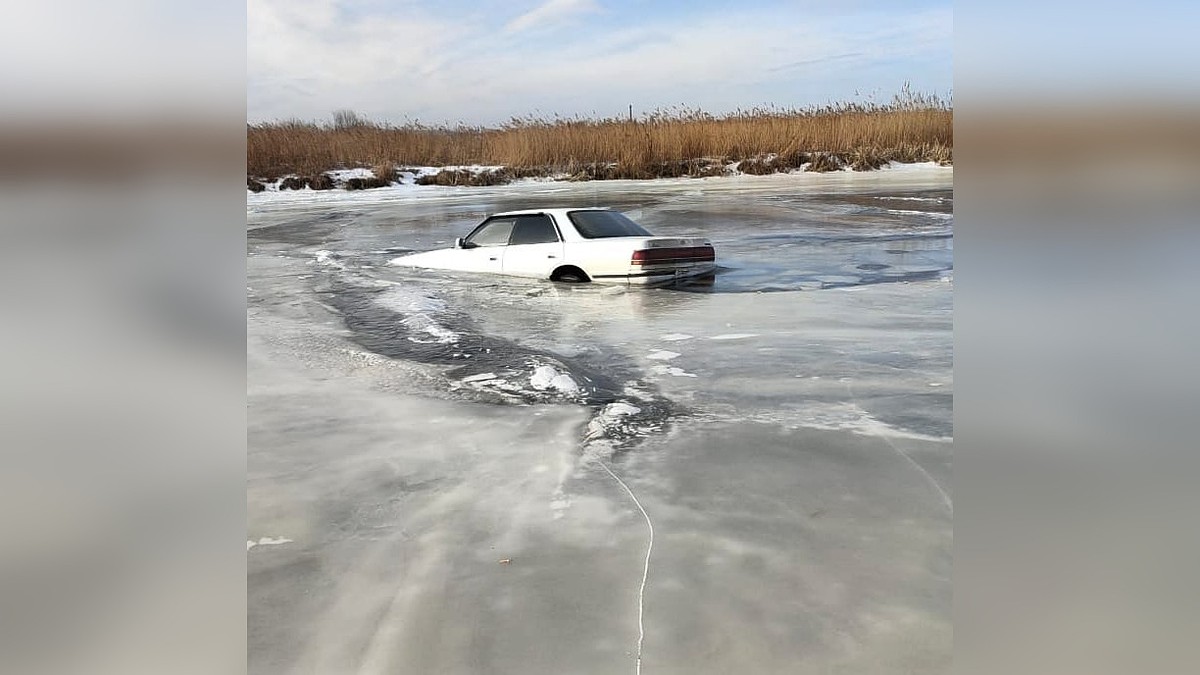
xmin=458 ymin=217 xmax=516 ymax=274
xmin=501 ymin=214 xmax=564 ymax=278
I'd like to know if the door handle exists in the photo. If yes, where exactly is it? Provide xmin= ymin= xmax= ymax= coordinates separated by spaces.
xmin=489 ymin=257 xmax=497 ymax=261
xmin=547 ymin=255 xmax=557 ymax=259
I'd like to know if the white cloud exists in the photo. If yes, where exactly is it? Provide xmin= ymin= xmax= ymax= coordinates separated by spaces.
xmin=246 ymin=3 xmax=952 ymax=124
xmin=504 ymin=0 xmax=600 ymax=34
xmin=248 ymin=0 xmax=463 ymax=88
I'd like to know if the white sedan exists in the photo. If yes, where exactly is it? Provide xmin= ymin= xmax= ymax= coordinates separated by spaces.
xmin=391 ymin=207 xmax=716 ymax=284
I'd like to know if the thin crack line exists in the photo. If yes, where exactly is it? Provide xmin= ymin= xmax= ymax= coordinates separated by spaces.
xmin=599 ymin=460 xmax=654 ymax=675
xmin=877 ymin=418 xmax=953 ymax=513
xmin=844 ymin=361 xmax=953 ymax=514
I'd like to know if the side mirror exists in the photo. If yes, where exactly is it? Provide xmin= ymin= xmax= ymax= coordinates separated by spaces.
xmin=454 ymin=237 xmax=465 ymax=249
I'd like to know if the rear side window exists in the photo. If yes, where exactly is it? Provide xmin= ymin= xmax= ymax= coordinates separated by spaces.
xmin=509 ymin=215 xmax=559 ymax=245
xmin=568 ymin=210 xmax=654 ymax=238
xmin=464 ymin=218 xmax=516 ymax=247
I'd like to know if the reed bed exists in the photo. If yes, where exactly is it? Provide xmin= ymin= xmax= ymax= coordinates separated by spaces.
xmin=248 ymin=92 xmax=951 ymax=181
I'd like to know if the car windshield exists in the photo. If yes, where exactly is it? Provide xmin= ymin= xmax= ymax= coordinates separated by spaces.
xmin=568 ymin=210 xmax=653 ymax=239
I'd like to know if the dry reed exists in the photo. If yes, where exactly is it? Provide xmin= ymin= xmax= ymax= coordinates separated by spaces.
xmin=248 ymin=90 xmax=952 ymax=180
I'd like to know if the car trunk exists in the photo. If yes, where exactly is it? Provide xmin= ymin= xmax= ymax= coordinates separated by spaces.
xmin=630 ymin=237 xmax=716 ymax=267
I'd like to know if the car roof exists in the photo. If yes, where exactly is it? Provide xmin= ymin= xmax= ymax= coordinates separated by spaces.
xmin=490 ymin=207 xmax=611 ymax=218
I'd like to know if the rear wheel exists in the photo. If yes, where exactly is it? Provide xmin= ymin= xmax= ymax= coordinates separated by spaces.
xmin=551 ymin=266 xmax=590 ymax=283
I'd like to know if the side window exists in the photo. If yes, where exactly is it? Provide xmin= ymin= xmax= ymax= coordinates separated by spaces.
xmin=464 ymin=218 xmax=515 ymax=247
xmin=509 ymin=215 xmax=559 ymax=245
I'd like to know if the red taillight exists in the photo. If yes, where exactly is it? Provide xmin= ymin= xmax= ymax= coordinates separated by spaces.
xmin=631 ymin=245 xmax=715 ymax=265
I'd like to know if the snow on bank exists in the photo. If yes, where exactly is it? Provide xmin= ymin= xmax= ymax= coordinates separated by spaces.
xmin=251 ymin=164 xmax=519 ymax=194
xmin=247 ymin=161 xmax=952 ymax=209
xmin=268 ymin=165 xmax=510 ymax=190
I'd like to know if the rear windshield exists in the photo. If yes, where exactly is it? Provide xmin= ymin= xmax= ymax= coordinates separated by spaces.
xmin=567 ymin=210 xmax=653 ymax=239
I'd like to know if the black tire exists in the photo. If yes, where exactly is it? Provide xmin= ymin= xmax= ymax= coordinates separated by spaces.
xmin=552 ymin=267 xmax=590 ymax=283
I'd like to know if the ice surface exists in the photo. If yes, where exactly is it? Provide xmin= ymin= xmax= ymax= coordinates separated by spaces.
xmin=249 ymin=169 xmax=952 ymax=673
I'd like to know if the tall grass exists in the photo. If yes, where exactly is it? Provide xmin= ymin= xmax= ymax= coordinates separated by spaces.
xmin=247 ymin=90 xmax=951 ymax=179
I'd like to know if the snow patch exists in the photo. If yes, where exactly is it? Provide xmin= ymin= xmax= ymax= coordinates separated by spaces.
xmin=605 ymin=401 xmax=642 ymax=417
xmin=651 ymin=365 xmax=698 ymax=378
xmin=326 ymin=167 xmax=375 ymax=182
xmin=709 ymin=333 xmax=759 ymax=340
xmin=646 ymin=350 xmax=681 ymax=361
xmin=247 ymin=537 xmax=292 ymax=551
xmin=883 ymin=161 xmax=948 ymax=171
xmin=584 ymin=400 xmax=644 ymax=442
xmin=461 ymin=372 xmax=498 ymax=383
xmin=886 ymin=209 xmax=954 ymax=220
xmin=529 ymin=365 xmax=580 ymax=395
xmin=660 ymin=333 xmax=694 ymax=342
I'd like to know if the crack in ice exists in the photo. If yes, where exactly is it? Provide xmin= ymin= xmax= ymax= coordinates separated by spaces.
xmin=843 ymin=362 xmax=953 ymax=514
xmin=598 ymin=461 xmax=654 ymax=675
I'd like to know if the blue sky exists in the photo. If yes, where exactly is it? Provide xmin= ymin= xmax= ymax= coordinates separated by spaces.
xmin=247 ymin=0 xmax=952 ymax=125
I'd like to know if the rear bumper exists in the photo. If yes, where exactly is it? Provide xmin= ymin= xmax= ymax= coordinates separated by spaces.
xmin=592 ymin=262 xmax=717 ymax=285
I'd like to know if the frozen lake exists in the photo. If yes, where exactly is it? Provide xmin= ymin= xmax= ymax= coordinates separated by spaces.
xmin=248 ymin=168 xmax=953 ymax=674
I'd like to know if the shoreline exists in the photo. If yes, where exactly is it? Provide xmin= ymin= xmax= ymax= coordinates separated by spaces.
xmin=246 ymin=161 xmax=953 ymax=208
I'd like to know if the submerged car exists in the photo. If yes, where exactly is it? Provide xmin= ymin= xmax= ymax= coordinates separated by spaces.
xmin=392 ymin=208 xmax=716 ymax=284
